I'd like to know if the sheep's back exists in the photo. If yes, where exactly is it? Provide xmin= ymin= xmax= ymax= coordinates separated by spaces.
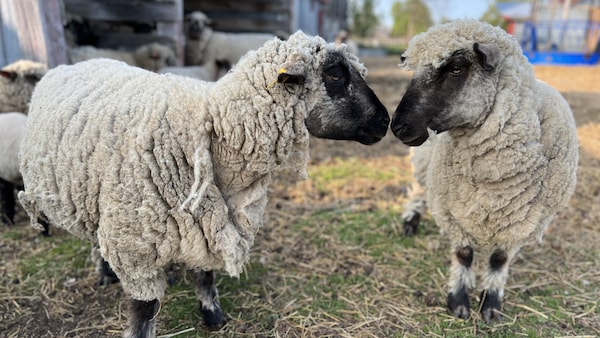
xmin=208 ymin=32 xmax=274 ymax=65
xmin=20 ymin=59 xmax=204 ymax=240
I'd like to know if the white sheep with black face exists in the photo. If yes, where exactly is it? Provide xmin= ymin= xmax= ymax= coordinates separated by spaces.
xmin=19 ymin=31 xmax=389 ymax=337
xmin=391 ymin=20 xmax=578 ymax=323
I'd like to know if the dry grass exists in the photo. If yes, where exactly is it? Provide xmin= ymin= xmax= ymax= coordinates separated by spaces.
xmin=1 ymin=57 xmax=599 ymax=337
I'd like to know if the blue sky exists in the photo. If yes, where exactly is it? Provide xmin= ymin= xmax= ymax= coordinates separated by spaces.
xmin=375 ymin=0 xmax=491 ymax=27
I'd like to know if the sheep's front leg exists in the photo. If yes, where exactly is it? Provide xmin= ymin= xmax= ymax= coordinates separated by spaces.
xmin=447 ymin=246 xmax=475 ymax=319
xmin=195 ymin=269 xmax=227 ymax=330
xmin=91 ymin=246 xmax=120 ymax=285
xmin=479 ymin=249 xmax=510 ymax=323
xmin=0 ymin=178 xmax=15 ymax=225
xmin=123 ymin=298 xmax=159 ymax=338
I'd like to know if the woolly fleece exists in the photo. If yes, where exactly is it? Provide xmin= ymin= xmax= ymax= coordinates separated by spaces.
xmin=404 ymin=20 xmax=579 ymax=252
xmin=19 ymin=31 xmax=367 ymax=301
xmin=0 ymin=112 xmax=27 ymax=184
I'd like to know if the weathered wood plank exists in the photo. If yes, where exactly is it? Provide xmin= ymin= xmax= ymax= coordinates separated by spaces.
xmin=184 ymin=0 xmax=289 ymax=13
xmin=0 ymin=0 xmax=68 ymax=67
xmin=64 ymin=0 xmax=180 ymax=22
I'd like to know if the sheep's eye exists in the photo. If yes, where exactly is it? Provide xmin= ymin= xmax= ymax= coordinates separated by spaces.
xmin=329 ymin=74 xmax=341 ymax=81
xmin=449 ymin=66 xmax=464 ymax=75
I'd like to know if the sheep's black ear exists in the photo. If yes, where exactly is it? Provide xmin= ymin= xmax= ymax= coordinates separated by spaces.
xmin=277 ymin=64 xmax=306 ymax=85
xmin=0 ymin=70 xmax=17 ymax=81
xmin=474 ymin=42 xmax=500 ymax=71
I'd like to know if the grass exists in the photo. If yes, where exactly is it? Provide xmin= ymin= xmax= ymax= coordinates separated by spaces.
xmin=1 ymin=144 xmax=599 ymax=337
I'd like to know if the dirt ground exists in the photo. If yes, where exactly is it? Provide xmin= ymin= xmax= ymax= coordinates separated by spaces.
xmin=1 ymin=56 xmax=599 ymax=337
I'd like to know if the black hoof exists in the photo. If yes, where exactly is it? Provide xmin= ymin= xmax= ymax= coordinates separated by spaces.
xmin=480 ymin=290 xmax=502 ymax=323
xmin=403 ymin=211 xmax=420 ymax=236
xmin=201 ymin=306 xmax=227 ymax=331
xmin=447 ymin=287 xmax=470 ymax=319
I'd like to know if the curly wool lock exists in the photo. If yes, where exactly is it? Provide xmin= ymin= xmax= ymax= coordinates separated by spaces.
xmin=392 ymin=20 xmax=578 ymax=322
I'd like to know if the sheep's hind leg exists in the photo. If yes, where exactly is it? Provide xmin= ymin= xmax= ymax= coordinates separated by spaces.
xmin=195 ymin=269 xmax=227 ymax=330
xmin=401 ymin=182 xmax=427 ymax=236
xmin=447 ymin=246 xmax=475 ymax=319
xmin=123 ymin=298 xmax=159 ymax=338
xmin=479 ymin=249 xmax=511 ymax=323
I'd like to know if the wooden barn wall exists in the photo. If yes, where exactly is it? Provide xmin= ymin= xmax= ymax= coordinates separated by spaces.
xmin=184 ymin=0 xmax=349 ymax=42
xmin=0 ymin=0 xmax=68 ymax=67
xmin=63 ymin=0 xmax=184 ymax=63
xmin=184 ymin=0 xmax=291 ymax=34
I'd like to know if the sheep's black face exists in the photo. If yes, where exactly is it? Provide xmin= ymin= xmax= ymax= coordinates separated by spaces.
xmin=392 ymin=45 xmax=499 ymax=146
xmin=307 ymin=51 xmax=389 ymax=145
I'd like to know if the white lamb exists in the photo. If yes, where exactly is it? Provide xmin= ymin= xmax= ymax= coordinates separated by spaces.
xmin=0 ymin=112 xmax=26 ymax=225
xmin=0 ymin=60 xmax=47 ymax=113
xmin=19 ymin=31 xmax=389 ymax=337
xmin=157 ymin=59 xmax=231 ymax=81
xmin=69 ymin=42 xmax=177 ymax=71
xmin=184 ymin=11 xmax=276 ymax=66
xmin=391 ymin=20 xmax=578 ymax=322
xmin=0 ymin=112 xmax=50 ymax=235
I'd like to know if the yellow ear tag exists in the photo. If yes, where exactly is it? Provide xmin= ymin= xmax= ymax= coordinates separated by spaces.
xmin=266 ymin=68 xmax=289 ymax=89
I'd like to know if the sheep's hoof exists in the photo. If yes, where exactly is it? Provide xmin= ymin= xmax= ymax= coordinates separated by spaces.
xmin=480 ymin=290 xmax=502 ymax=323
xmin=403 ymin=211 xmax=420 ymax=236
xmin=200 ymin=306 xmax=227 ymax=331
xmin=447 ymin=288 xmax=470 ymax=319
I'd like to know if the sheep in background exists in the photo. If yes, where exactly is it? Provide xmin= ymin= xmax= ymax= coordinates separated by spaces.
xmin=19 ymin=31 xmax=389 ymax=337
xmin=0 ymin=60 xmax=47 ymax=113
xmin=0 ymin=112 xmax=50 ymax=235
xmin=184 ymin=11 xmax=277 ymax=66
xmin=391 ymin=20 xmax=578 ymax=322
xmin=158 ymin=59 xmax=231 ymax=81
xmin=69 ymin=42 xmax=177 ymax=71
xmin=0 ymin=112 xmax=26 ymax=226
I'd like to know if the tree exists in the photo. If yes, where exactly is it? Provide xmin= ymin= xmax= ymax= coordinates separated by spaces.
xmin=480 ymin=1 xmax=504 ymax=27
xmin=350 ymin=0 xmax=379 ymax=38
xmin=390 ymin=0 xmax=433 ymax=38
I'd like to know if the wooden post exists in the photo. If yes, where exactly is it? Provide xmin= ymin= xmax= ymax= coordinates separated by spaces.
xmin=0 ymin=0 xmax=68 ymax=67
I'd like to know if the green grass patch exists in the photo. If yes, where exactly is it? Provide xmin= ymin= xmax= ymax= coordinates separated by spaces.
xmin=18 ymin=235 xmax=91 ymax=281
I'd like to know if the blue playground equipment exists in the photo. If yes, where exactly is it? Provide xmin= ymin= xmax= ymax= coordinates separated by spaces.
xmin=520 ymin=19 xmax=600 ymax=65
